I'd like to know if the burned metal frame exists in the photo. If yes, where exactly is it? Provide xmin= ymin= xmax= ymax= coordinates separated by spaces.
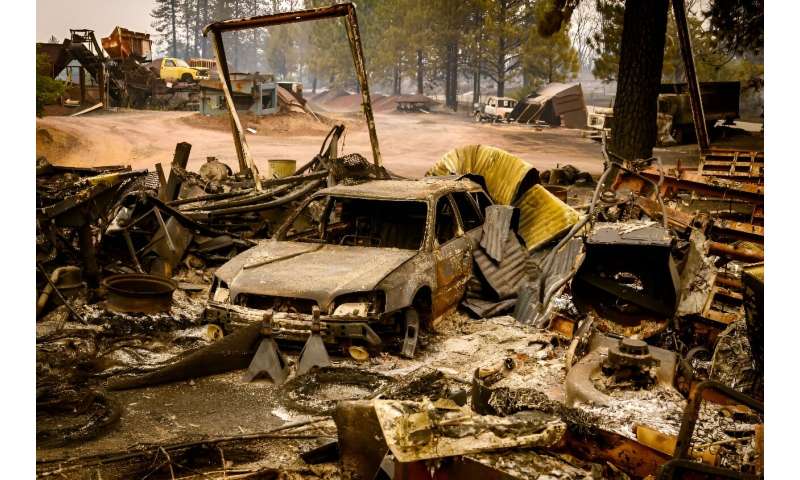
xmin=202 ymin=3 xmax=382 ymax=190
xmin=656 ymin=380 xmax=763 ymax=480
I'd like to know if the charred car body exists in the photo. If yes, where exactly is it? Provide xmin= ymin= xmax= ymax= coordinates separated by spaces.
xmin=205 ymin=177 xmax=494 ymax=355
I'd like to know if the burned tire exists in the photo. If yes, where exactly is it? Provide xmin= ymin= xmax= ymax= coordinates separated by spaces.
xmin=280 ymin=367 xmax=390 ymax=415
xmin=180 ymin=73 xmax=194 ymax=83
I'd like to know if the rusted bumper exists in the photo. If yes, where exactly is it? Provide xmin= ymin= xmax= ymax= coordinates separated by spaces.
xmin=204 ymin=301 xmax=382 ymax=346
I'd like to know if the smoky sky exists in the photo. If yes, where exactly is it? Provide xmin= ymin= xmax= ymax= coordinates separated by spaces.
xmin=37 ymin=0 xmax=155 ymax=43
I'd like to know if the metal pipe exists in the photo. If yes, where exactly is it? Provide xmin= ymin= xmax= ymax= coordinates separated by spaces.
xmin=671 ymin=0 xmax=709 ymax=151
xmin=208 ymin=179 xmax=324 ymax=217
xmin=708 ymin=241 xmax=764 ymax=262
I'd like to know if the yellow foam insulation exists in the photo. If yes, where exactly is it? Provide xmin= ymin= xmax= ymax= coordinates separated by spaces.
xmin=427 ymin=144 xmax=534 ymax=205
xmin=428 ymin=144 xmax=580 ymax=251
xmin=514 ymin=184 xmax=581 ymax=251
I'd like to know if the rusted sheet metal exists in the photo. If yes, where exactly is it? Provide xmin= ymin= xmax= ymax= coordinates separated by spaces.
xmin=712 ymin=219 xmax=764 ymax=243
xmin=562 ymin=427 xmax=672 ymax=479
xmin=203 ymin=2 xmax=382 ymax=168
xmin=428 ymin=145 xmax=538 ymax=205
xmin=101 ymin=26 xmax=152 ymax=61
xmin=633 ymin=168 xmax=764 ymax=202
xmin=472 ymin=233 xmax=528 ymax=300
xmin=514 ymin=184 xmax=581 ymax=251
xmin=699 ymin=148 xmax=764 ymax=182
xmin=461 ymin=297 xmax=516 ymax=318
xmin=480 ymin=205 xmax=516 ymax=262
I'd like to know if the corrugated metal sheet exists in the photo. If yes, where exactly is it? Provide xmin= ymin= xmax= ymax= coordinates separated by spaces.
xmin=515 ymin=184 xmax=581 ymax=251
xmin=427 ymin=145 xmax=535 ymax=205
xmin=480 ymin=205 xmax=516 ymax=262
xmin=514 ymin=238 xmax=585 ymax=325
xmin=472 ymin=232 xmax=528 ymax=300
xmin=462 ymin=297 xmax=517 ymax=318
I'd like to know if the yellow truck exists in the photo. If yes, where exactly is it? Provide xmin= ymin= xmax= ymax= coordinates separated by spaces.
xmin=150 ymin=57 xmax=209 ymax=83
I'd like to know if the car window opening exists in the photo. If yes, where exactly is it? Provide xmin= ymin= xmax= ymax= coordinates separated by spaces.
xmin=285 ymin=196 xmax=428 ymax=250
xmin=435 ymin=196 xmax=458 ymax=245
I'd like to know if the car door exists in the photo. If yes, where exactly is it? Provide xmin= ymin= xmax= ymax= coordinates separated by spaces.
xmin=161 ymin=58 xmax=178 ymax=81
xmin=431 ymin=194 xmax=472 ymax=318
xmin=487 ymin=97 xmax=496 ymax=115
xmin=450 ymin=190 xmax=485 ymax=247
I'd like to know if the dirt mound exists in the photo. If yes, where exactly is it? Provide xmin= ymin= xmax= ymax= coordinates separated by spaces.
xmin=36 ymin=126 xmax=81 ymax=163
xmin=181 ymin=110 xmax=362 ymax=137
xmin=309 ymin=88 xmax=351 ymax=105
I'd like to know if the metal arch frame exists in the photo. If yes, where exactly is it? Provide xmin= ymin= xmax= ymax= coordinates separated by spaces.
xmin=202 ymin=3 xmax=382 ymax=192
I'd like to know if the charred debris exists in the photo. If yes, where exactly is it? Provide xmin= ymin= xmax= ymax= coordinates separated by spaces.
xmin=36 ymin=3 xmax=763 ymax=480
xmin=35 ymin=132 xmax=764 ymax=479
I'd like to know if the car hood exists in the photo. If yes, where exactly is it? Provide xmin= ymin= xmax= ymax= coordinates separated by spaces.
xmin=215 ymin=240 xmax=416 ymax=309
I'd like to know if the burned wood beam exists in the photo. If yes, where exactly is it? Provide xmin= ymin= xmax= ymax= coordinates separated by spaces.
xmin=164 ymin=142 xmax=191 ymax=202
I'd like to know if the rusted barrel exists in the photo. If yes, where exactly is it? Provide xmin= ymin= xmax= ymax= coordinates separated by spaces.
xmin=102 ymin=273 xmax=177 ymax=313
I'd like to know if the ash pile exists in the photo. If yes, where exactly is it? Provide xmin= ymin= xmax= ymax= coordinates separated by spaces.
xmin=36 ymin=133 xmax=763 ymax=478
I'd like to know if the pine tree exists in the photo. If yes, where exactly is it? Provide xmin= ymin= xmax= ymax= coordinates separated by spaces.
xmin=151 ymin=0 xmax=179 ymax=57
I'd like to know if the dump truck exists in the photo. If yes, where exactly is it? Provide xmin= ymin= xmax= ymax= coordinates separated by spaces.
xmin=659 ymin=81 xmax=740 ymax=144
xmin=473 ymin=96 xmax=518 ymax=123
xmin=149 ymin=57 xmax=209 ymax=83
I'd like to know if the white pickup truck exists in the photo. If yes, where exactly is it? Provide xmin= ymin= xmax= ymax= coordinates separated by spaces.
xmin=473 ymin=96 xmax=517 ymax=123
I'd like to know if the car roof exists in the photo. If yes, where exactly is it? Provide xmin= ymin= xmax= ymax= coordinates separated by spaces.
xmin=317 ymin=177 xmax=483 ymax=201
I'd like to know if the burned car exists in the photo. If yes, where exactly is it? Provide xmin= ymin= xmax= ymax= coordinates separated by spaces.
xmin=205 ymin=177 xmax=494 ymax=356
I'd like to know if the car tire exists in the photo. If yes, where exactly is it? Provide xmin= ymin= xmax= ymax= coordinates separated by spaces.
xmin=180 ymin=73 xmax=193 ymax=83
xmin=474 ymin=112 xmax=482 ymax=123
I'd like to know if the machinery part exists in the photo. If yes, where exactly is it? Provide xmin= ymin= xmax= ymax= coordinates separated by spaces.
xmin=572 ymin=222 xmax=679 ymax=337
xmin=296 ymin=306 xmax=331 ymax=376
xmin=601 ymin=337 xmax=660 ymax=386
xmin=243 ymin=310 xmax=290 ymax=384
xmin=400 ymin=308 xmax=419 ymax=359
xmin=102 ymin=273 xmax=177 ymax=314
xmin=565 ymin=333 xmax=678 ymax=407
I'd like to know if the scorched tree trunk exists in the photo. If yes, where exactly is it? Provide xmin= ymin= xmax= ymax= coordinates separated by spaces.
xmin=610 ymin=0 xmax=669 ymax=161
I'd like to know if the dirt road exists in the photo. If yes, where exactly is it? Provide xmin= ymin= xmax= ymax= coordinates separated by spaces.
xmin=37 ymin=110 xmax=608 ymax=177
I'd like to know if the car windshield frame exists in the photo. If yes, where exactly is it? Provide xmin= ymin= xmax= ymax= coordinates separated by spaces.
xmin=276 ymin=193 xmax=431 ymax=251
xmin=174 ymin=58 xmax=190 ymax=68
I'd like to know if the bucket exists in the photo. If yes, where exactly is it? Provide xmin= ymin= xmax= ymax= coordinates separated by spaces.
xmin=268 ymin=159 xmax=297 ymax=179
xmin=544 ymin=185 xmax=568 ymax=202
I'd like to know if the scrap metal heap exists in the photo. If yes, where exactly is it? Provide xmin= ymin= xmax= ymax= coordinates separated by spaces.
xmin=36 ymin=3 xmax=763 ymax=480
xmin=35 ymin=136 xmax=764 ymax=480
